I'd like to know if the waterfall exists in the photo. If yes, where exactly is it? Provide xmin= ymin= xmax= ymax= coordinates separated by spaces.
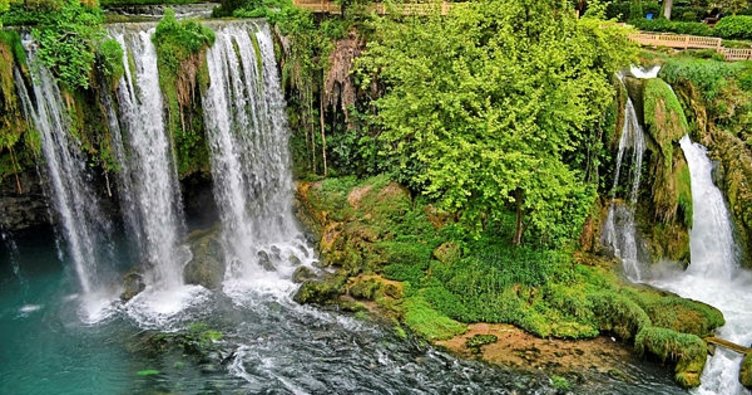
xmin=602 ymin=96 xmax=647 ymax=281
xmin=203 ymin=22 xmax=312 ymax=290
xmin=13 ymin=47 xmax=113 ymax=295
xmin=648 ymin=136 xmax=752 ymax=395
xmin=680 ymin=137 xmax=738 ymax=279
xmin=110 ymin=27 xmax=188 ymax=289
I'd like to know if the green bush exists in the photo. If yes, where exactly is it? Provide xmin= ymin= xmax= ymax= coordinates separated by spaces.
xmin=32 ymin=0 xmax=105 ymax=89
xmin=629 ymin=18 xmax=714 ymax=37
xmin=96 ymin=38 xmax=124 ymax=84
xmin=715 ymin=15 xmax=752 ymax=40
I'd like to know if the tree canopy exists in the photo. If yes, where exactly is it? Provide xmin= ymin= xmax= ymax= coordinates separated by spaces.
xmin=357 ymin=0 xmax=636 ymax=246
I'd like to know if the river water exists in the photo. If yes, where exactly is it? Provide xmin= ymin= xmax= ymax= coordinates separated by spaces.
xmin=0 ymin=227 xmax=686 ymax=395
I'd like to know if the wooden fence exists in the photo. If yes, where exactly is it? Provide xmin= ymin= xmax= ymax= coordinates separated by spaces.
xmin=629 ymin=32 xmax=752 ymax=61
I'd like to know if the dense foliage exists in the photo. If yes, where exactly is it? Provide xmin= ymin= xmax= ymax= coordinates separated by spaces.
xmin=31 ymin=0 xmax=105 ymax=90
xmin=356 ymin=0 xmax=636 ymax=245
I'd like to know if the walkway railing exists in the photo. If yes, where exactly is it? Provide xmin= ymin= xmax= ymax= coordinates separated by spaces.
xmin=629 ymin=32 xmax=752 ymax=61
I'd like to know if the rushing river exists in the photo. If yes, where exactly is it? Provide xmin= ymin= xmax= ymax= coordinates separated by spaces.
xmin=0 ymin=228 xmax=687 ymax=395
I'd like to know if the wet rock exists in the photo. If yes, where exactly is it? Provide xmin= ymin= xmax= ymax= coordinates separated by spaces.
xmin=121 ymin=271 xmax=145 ymax=302
xmin=270 ymin=245 xmax=282 ymax=260
xmin=294 ymin=276 xmax=345 ymax=305
xmin=257 ymin=250 xmax=275 ymax=272
xmin=289 ymin=254 xmax=302 ymax=266
xmin=184 ymin=226 xmax=225 ymax=289
xmin=292 ymin=266 xmax=316 ymax=283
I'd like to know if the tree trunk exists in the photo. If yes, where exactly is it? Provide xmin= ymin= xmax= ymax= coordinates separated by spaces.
xmin=513 ymin=189 xmax=525 ymax=246
xmin=663 ymin=0 xmax=673 ymax=20
xmin=319 ymin=84 xmax=328 ymax=177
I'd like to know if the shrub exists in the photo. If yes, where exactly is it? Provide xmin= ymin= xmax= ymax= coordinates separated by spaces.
xmin=715 ymin=15 xmax=752 ymax=40
xmin=32 ymin=0 xmax=104 ymax=89
xmin=629 ymin=18 xmax=714 ymax=37
xmin=96 ymin=38 xmax=124 ymax=85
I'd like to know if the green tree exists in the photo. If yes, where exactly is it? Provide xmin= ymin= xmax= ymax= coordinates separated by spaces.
xmin=32 ymin=0 xmax=105 ymax=89
xmin=357 ymin=0 xmax=636 ymax=245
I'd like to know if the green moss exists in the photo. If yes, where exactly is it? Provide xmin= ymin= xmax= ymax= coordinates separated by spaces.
xmin=624 ymin=288 xmax=724 ymax=337
xmin=635 ymin=326 xmax=707 ymax=388
xmin=465 ymin=334 xmax=498 ymax=349
xmin=644 ymin=78 xmax=689 ymax=169
xmin=741 ymin=353 xmax=752 ymax=388
xmin=401 ymin=296 xmax=467 ymax=341
xmin=153 ymin=9 xmax=215 ymax=178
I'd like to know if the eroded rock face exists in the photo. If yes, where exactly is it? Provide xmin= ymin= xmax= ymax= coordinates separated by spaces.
xmin=184 ymin=226 xmax=225 ymax=289
xmin=0 ymin=171 xmax=50 ymax=231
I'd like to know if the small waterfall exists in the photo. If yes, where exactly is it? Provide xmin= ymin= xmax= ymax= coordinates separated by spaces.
xmin=14 ymin=47 xmax=113 ymax=295
xmin=203 ymin=22 xmax=312 ymax=289
xmin=650 ymin=136 xmax=751 ymax=395
xmin=602 ymin=95 xmax=647 ymax=281
xmin=110 ymin=27 xmax=188 ymax=289
xmin=680 ymin=137 xmax=738 ymax=279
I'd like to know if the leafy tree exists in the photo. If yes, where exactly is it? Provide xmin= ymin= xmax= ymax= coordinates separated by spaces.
xmin=32 ymin=0 xmax=104 ymax=89
xmin=357 ymin=0 xmax=636 ymax=246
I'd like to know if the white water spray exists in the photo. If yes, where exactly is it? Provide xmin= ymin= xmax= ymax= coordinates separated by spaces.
xmin=14 ymin=47 xmax=113 ymax=295
xmin=111 ymin=27 xmax=188 ymax=289
xmin=202 ymin=22 xmax=315 ymax=295
xmin=603 ymin=95 xmax=648 ymax=281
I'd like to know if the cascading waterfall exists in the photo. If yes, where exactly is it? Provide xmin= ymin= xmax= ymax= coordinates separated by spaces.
xmin=13 ymin=45 xmax=113 ymax=296
xmin=602 ymin=93 xmax=647 ymax=281
xmin=202 ymin=22 xmax=313 ymax=291
xmin=110 ymin=26 xmax=188 ymax=289
xmin=650 ymin=136 xmax=752 ymax=395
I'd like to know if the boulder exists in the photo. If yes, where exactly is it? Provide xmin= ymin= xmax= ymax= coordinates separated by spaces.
xmin=121 ymin=271 xmax=145 ymax=302
xmin=184 ymin=226 xmax=225 ymax=289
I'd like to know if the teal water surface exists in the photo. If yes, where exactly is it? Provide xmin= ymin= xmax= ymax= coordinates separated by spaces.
xmin=0 ymin=228 xmax=687 ymax=395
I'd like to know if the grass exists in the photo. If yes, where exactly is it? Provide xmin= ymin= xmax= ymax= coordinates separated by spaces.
xmin=401 ymin=296 xmax=467 ymax=341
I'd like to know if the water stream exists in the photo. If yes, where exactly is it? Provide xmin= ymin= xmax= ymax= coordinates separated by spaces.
xmin=603 ymin=82 xmax=648 ymax=281
xmin=111 ymin=26 xmax=188 ymax=290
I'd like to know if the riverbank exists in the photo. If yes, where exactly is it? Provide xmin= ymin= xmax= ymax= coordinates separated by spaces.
xmin=292 ymin=175 xmax=725 ymax=389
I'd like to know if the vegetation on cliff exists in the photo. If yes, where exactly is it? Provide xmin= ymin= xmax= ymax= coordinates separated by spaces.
xmin=153 ymin=9 xmax=214 ymax=177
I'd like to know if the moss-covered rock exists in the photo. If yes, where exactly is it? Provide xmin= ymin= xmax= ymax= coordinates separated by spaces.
xmin=183 ymin=226 xmax=225 ymax=289
xmin=433 ymin=242 xmax=460 ymax=264
xmin=635 ymin=326 xmax=707 ymax=388
xmin=293 ymin=274 xmax=346 ymax=305
xmin=741 ymin=353 xmax=752 ymax=388
xmin=121 ymin=270 xmax=146 ymax=302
